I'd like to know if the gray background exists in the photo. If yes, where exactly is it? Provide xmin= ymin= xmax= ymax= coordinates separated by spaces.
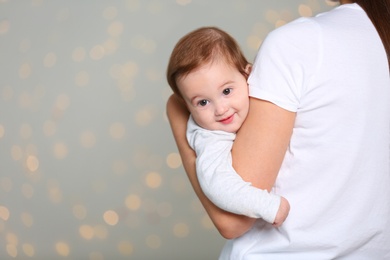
xmin=0 ymin=0 xmax=336 ymax=259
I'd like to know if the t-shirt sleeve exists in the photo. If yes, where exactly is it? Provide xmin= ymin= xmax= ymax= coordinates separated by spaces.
xmin=248 ymin=18 xmax=322 ymax=112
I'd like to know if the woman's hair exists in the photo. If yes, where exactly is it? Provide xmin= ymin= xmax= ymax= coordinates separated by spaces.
xmin=355 ymin=0 xmax=390 ymax=70
xmin=166 ymin=27 xmax=249 ymax=98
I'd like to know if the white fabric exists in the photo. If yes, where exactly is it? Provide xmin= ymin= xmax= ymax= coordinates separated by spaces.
xmin=187 ymin=116 xmax=281 ymax=223
xmin=220 ymin=3 xmax=390 ymax=259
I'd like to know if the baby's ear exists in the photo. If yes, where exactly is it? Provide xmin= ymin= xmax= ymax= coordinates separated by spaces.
xmin=245 ymin=63 xmax=252 ymax=74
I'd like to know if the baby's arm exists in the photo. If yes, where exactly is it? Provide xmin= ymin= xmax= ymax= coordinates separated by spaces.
xmin=189 ymin=124 xmax=289 ymax=224
xmin=197 ymin=150 xmax=287 ymax=224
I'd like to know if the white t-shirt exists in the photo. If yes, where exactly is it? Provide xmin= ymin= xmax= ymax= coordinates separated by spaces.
xmin=187 ymin=116 xmax=281 ymax=223
xmin=220 ymin=4 xmax=390 ymax=259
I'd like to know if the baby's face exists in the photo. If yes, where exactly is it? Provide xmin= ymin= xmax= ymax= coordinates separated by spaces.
xmin=178 ymin=60 xmax=249 ymax=133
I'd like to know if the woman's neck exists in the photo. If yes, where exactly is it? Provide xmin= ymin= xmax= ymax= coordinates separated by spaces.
xmin=340 ymin=0 xmax=355 ymax=4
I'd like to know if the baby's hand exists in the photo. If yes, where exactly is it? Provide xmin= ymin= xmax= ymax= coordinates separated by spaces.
xmin=272 ymin=197 xmax=290 ymax=227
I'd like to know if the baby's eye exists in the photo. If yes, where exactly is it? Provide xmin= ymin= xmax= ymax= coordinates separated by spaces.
xmin=197 ymin=99 xmax=209 ymax=106
xmin=223 ymin=88 xmax=232 ymax=95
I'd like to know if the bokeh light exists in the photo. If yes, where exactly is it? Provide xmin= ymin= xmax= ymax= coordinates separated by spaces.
xmin=173 ymin=222 xmax=190 ymax=238
xmin=6 ymin=244 xmax=17 ymax=258
xmin=145 ymin=171 xmax=162 ymax=189
xmin=79 ymin=224 xmax=94 ymax=240
xmin=43 ymin=52 xmax=57 ymax=68
xmin=90 ymin=45 xmax=105 ymax=60
xmin=298 ymin=4 xmax=313 ymax=17
xmin=53 ymin=142 xmax=68 ymax=159
xmin=103 ymin=6 xmax=118 ymax=20
xmin=47 ymin=179 xmax=63 ymax=204
xmin=11 ymin=145 xmax=23 ymax=161
xmin=146 ymin=234 xmax=161 ymax=249
xmin=0 ymin=19 xmax=10 ymax=35
xmin=166 ymin=152 xmax=182 ymax=169
xmin=75 ymin=71 xmax=90 ymax=87
xmin=55 ymin=242 xmax=70 ymax=257
xmin=19 ymin=62 xmax=32 ymax=79
xmin=72 ymin=47 xmax=86 ymax=62
xmin=118 ymin=241 xmax=134 ymax=256
xmin=93 ymin=225 xmax=108 ymax=239
xmin=109 ymin=122 xmax=126 ymax=139
xmin=26 ymin=155 xmax=39 ymax=172
xmin=72 ymin=204 xmax=88 ymax=220
xmin=22 ymin=243 xmax=35 ymax=257
xmin=125 ymin=194 xmax=141 ymax=211
xmin=0 ymin=177 xmax=13 ymax=192
xmin=0 ymin=206 xmax=10 ymax=221
xmin=80 ymin=130 xmax=97 ymax=148
xmin=103 ymin=210 xmax=119 ymax=226
xmin=20 ymin=212 xmax=34 ymax=227
xmin=43 ymin=120 xmax=57 ymax=136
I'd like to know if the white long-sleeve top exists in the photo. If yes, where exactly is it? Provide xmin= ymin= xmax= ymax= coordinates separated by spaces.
xmin=187 ymin=116 xmax=281 ymax=223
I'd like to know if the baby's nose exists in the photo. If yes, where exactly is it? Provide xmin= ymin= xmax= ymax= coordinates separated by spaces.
xmin=215 ymin=102 xmax=228 ymax=116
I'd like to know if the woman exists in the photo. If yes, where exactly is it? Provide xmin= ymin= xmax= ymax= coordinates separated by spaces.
xmin=166 ymin=0 xmax=390 ymax=258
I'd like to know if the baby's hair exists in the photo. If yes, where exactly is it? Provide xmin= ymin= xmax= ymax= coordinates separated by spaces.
xmin=167 ymin=26 xmax=249 ymax=98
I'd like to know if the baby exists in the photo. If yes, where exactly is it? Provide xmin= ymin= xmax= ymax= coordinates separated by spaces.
xmin=167 ymin=27 xmax=290 ymax=226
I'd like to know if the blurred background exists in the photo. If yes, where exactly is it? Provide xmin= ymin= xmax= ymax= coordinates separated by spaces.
xmin=0 ymin=0 xmax=336 ymax=259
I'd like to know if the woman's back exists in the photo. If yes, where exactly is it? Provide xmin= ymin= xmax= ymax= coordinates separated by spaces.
xmin=221 ymin=3 xmax=390 ymax=259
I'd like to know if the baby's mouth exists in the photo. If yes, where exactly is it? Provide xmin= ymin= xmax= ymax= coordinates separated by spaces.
xmin=219 ymin=114 xmax=234 ymax=124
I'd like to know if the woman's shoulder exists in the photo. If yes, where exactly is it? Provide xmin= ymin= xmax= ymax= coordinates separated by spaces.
xmin=266 ymin=17 xmax=319 ymax=44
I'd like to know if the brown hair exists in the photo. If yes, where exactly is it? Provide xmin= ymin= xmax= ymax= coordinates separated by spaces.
xmin=355 ymin=0 xmax=390 ymax=70
xmin=166 ymin=27 xmax=249 ymax=98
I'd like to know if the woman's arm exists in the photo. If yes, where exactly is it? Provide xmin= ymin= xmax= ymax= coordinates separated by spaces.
xmin=232 ymin=97 xmax=296 ymax=192
xmin=166 ymin=94 xmax=256 ymax=239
